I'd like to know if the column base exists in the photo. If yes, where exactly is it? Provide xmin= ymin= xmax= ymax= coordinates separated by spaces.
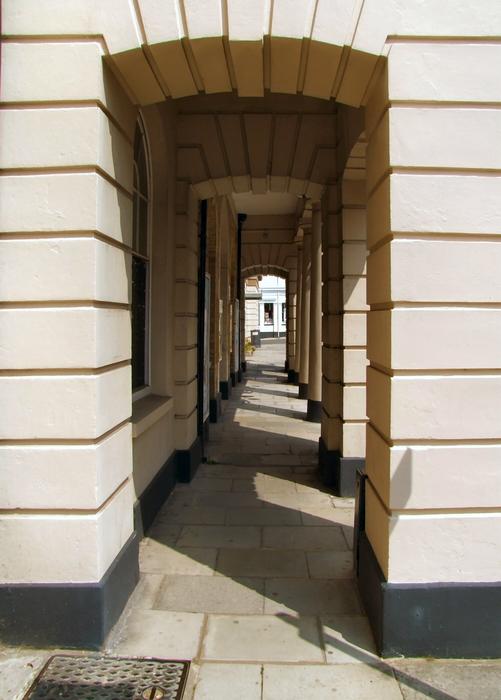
xmin=358 ymin=531 xmax=501 ymax=658
xmin=284 ymin=359 xmax=289 ymax=372
xmin=287 ymin=369 xmax=299 ymax=384
xmin=230 ymin=372 xmax=237 ymax=387
xmin=306 ymin=399 xmax=322 ymax=422
xmin=241 ymin=361 xmax=247 ymax=374
xmin=220 ymin=379 xmax=231 ymax=400
xmin=318 ymin=437 xmax=364 ymax=497
xmin=209 ymin=393 xmax=222 ymax=423
xmin=0 ymin=533 xmax=139 ymax=649
xmin=176 ymin=435 xmax=203 ymax=483
xmin=135 ymin=451 xmax=177 ymax=534
xmin=298 ymin=382 xmax=308 ymax=399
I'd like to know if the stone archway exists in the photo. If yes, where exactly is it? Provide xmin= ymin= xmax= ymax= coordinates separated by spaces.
xmin=105 ymin=1 xmax=386 ymax=108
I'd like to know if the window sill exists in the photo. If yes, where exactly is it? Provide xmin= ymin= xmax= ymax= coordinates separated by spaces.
xmin=131 ymin=394 xmax=174 ymax=439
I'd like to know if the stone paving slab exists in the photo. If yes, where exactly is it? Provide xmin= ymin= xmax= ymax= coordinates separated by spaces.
xmin=262 ymin=663 xmax=403 ymax=700
xmin=232 ymin=475 xmax=298 ymax=494
xmin=202 ymin=615 xmax=324 ymax=662
xmin=139 ymin=542 xmax=217 ymax=575
xmin=0 ymin=649 xmax=49 ymax=700
xmin=390 ymin=659 xmax=501 ymax=700
xmin=193 ymin=663 xmax=262 ymax=699
xmin=107 ymin=609 xmax=204 ymax=659
xmin=262 ymin=525 xmax=347 ymax=550
xmin=126 ymin=572 xmax=164 ymax=609
xmin=216 ymin=548 xmax=309 ymax=578
xmin=226 ymin=505 xmax=302 ymax=526
xmin=177 ymin=525 xmax=261 ymax=549
xmin=156 ymin=505 xmax=227 ymax=525
xmin=307 ymin=550 xmax=355 ymax=579
xmin=264 ymin=579 xmax=362 ymax=615
xmin=178 ymin=477 xmax=233 ymax=492
xmin=321 ymin=615 xmax=378 ymax=665
xmin=155 ymin=575 xmax=265 ymax=614
xmin=300 ymin=506 xmax=355 ymax=527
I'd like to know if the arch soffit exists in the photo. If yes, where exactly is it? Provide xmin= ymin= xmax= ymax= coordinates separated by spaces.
xmin=105 ymin=1 xmax=391 ymax=111
xmin=243 ymin=265 xmax=288 ymax=280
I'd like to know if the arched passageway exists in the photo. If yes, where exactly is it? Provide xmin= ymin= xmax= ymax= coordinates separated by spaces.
xmin=2 ymin=0 xmax=501 ymax=669
xmin=107 ymin=339 xmax=381 ymax=691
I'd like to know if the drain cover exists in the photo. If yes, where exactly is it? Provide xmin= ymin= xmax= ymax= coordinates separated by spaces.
xmin=24 ymin=655 xmax=189 ymax=700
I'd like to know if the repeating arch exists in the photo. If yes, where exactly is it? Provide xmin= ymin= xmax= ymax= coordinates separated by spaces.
xmin=106 ymin=0 xmax=387 ymax=109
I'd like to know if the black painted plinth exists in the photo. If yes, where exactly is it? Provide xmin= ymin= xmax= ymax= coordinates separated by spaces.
xmin=287 ymin=369 xmax=298 ymax=384
xmin=358 ymin=531 xmax=501 ymax=658
xmin=318 ymin=437 xmax=364 ymax=497
xmin=284 ymin=360 xmax=289 ymax=372
xmin=230 ymin=372 xmax=237 ymax=387
xmin=306 ymin=399 xmax=322 ymax=423
xmin=209 ymin=392 xmax=222 ymax=423
xmin=137 ymin=453 xmax=177 ymax=533
xmin=298 ymin=382 xmax=308 ymax=399
xmin=220 ymin=380 xmax=231 ymax=401
xmin=176 ymin=435 xmax=203 ymax=483
xmin=0 ymin=533 xmax=139 ymax=649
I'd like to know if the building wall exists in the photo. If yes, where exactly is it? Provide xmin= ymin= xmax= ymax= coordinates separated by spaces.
xmin=0 ymin=45 xmax=136 ymax=586
xmin=131 ymin=103 xmax=177 ymax=500
xmin=259 ymin=276 xmax=287 ymax=337
xmin=245 ymin=299 xmax=260 ymax=339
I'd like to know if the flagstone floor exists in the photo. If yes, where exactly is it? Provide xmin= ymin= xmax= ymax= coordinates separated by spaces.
xmin=3 ymin=340 xmax=501 ymax=699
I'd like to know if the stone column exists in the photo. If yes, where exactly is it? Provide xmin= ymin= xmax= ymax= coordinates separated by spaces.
xmin=0 ymin=44 xmax=136 ymax=647
xmin=298 ymin=228 xmax=311 ymax=399
xmin=288 ymin=243 xmax=303 ymax=384
xmin=219 ymin=200 xmax=232 ymax=401
xmin=339 ymin=176 xmax=368 ymax=491
xmin=207 ymin=198 xmax=222 ymax=422
xmin=306 ymin=203 xmax=322 ymax=422
xmin=360 ymin=41 xmax=501 ymax=659
xmin=319 ymin=182 xmax=344 ymax=490
xmin=174 ymin=183 xmax=201 ymax=463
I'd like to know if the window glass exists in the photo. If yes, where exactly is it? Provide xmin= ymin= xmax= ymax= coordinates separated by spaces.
xmin=131 ymin=256 xmax=147 ymax=389
xmin=264 ymin=302 xmax=273 ymax=325
xmin=132 ymin=120 xmax=150 ymax=391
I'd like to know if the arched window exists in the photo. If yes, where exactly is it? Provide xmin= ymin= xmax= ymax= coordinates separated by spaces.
xmin=131 ymin=119 xmax=150 ymax=392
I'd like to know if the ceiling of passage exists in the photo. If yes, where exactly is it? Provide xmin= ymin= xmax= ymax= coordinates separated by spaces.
xmin=241 ymin=214 xmax=297 ymax=273
xmin=232 ymin=192 xmax=300 ymax=216
xmin=175 ymin=94 xmax=338 ymax=199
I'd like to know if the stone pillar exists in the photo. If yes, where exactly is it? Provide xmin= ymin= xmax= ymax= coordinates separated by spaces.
xmin=306 ymin=203 xmax=322 ymax=422
xmin=339 ymin=176 xmax=368 ymax=491
xmin=219 ymin=200 xmax=232 ymax=401
xmin=360 ymin=41 xmax=501 ymax=659
xmin=207 ymin=198 xmax=222 ymax=422
xmin=0 ymin=44 xmax=136 ymax=647
xmin=174 ymin=183 xmax=201 ymax=466
xmin=293 ymin=243 xmax=303 ymax=385
xmin=285 ymin=275 xmax=295 ymax=374
xmin=298 ymin=228 xmax=311 ymax=399
xmin=319 ymin=182 xmax=343 ymax=490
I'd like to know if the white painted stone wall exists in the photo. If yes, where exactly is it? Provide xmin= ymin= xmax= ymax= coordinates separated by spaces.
xmin=365 ymin=39 xmax=501 ymax=584
xmin=0 ymin=42 xmax=136 ymax=584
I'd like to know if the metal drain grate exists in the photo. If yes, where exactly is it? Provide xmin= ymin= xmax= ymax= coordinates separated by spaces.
xmin=24 ymin=655 xmax=189 ymax=700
